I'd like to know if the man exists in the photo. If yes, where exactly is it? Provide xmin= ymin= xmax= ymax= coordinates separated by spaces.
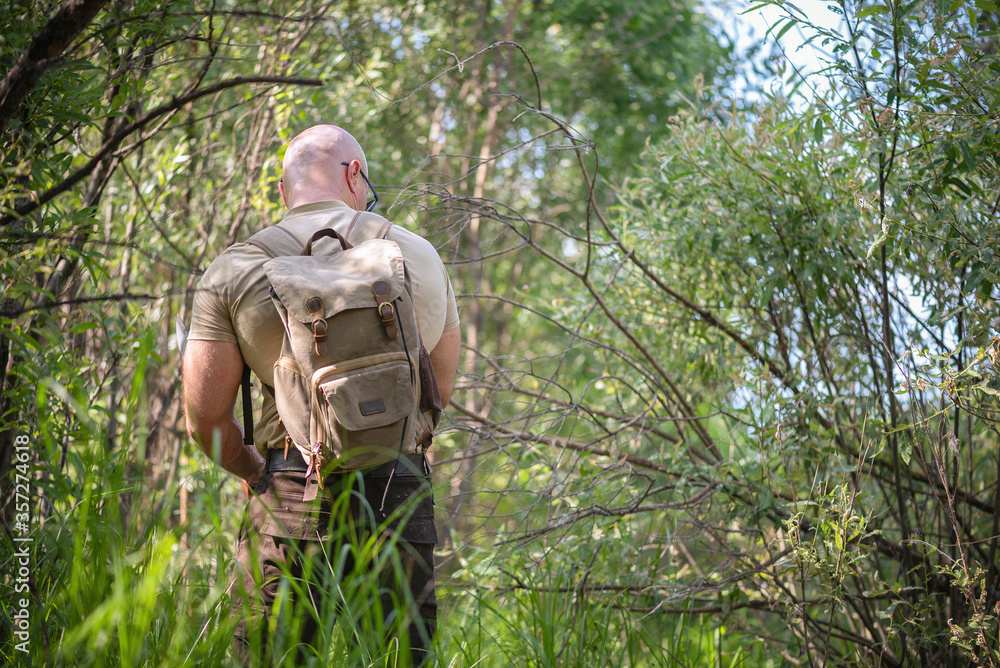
xmin=182 ymin=125 xmax=460 ymax=665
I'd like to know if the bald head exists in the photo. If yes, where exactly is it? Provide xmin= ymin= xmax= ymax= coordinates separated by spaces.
xmin=279 ymin=125 xmax=370 ymax=210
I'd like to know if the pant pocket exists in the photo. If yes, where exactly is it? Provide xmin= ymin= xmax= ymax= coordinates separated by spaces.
xmin=367 ymin=475 xmax=438 ymax=544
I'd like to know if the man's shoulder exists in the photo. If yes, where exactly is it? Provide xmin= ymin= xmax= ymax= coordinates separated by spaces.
xmin=197 ymin=233 xmax=279 ymax=297
xmin=386 ymin=222 xmax=429 ymax=244
xmin=209 ymin=239 xmax=271 ymax=272
xmin=386 ymin=224 xmax=443 ymax=267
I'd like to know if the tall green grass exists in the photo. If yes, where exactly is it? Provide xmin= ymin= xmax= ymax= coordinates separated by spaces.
xmin=435 ymin=545 xmax=778 ymax=667
xmin=2 ymin=365 xmax=763 ymax=666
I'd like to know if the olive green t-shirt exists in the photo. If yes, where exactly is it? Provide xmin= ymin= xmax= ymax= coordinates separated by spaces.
xmin=188 ymin=200 xmax=459 ymax=455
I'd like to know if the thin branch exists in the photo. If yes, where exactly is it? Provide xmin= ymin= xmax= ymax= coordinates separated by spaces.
xmin=1 ymin=291 xmax=173 ymax=318
xmin=449 ymin=401 xmax=690 ymax=474
xmin=1 ymin=75 xmax=322 ymax=227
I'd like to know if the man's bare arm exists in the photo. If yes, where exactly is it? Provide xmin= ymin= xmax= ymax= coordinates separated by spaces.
xmin=182 ymin=339 xmax=265 ymax=484
xmin=429 ymin=326 xmax=461 ymax=407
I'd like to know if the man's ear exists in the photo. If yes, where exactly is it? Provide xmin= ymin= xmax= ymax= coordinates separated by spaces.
xmin=279 ymin=180 xmax=287 ymax=206
xmin=345 ymin=160 xmax=361 ymax=196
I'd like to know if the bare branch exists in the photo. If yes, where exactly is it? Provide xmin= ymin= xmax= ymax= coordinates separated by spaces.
xmin=1 ymin=75 xmax=322 ymax=227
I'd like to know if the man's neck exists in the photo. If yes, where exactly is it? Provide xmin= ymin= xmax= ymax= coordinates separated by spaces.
xmin=287 ymin=192 xmax=347 ymax=209
xmin=282 ymin=200 xmax=356 ymax=219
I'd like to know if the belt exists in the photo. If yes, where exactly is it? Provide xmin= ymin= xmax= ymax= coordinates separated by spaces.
xmin=266 ymin=448 xmax=427 ymax=477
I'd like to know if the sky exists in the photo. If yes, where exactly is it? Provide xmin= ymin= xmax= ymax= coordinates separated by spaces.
xmin=711 ymin=0 xmax=847 ymax=100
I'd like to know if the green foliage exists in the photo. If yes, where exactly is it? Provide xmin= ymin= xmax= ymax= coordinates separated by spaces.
xmin=8 ymin=0 xmax=998 ymax=665
xmin=1 ymin=341 xmax=241 ymax=666
xmin=406 ymin=0 xmax=999 ymax=664
xmin=1 ymin=0 xmax=732 ymax=664
xmin=525 ymin=0 xmax=1000 ymax=663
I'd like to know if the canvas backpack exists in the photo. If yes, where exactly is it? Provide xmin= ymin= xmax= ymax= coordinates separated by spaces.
xmin=245 ymin=211 xmax=442 ymax=492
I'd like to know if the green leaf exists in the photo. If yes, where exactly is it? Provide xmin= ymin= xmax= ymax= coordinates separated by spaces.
xmin=772 ymin=18 xmax=799 ymax=41
xmin=900 ymin=438 xmax=912 ymax=466
xmin=69 ymin=322 xmax=100 ymax=334
xmin=856 ymin=4 xmax=891 ymax=18
xmin=966 ymin=3 xmax=978 ymax=27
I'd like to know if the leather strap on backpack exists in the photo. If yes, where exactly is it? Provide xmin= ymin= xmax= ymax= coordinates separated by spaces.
xmin=302 ymin=228 xmax=351 ymax=255
xmin=372 ymin=280 xmax=399 ymax=340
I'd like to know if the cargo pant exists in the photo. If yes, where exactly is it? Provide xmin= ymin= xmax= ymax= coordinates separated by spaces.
xmin=231 ymin=454 xmax=437 ymax=666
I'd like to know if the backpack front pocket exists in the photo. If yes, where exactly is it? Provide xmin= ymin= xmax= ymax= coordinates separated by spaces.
xmin=313 ymin=353 xmax=415 ymax=462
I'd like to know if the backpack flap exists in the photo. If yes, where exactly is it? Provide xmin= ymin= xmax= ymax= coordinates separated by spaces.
xmin=265 ymin=238 xmax=406 ymax=324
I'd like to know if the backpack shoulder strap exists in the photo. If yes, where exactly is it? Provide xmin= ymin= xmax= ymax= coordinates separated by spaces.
xmin=245 ymin=224 xmax=302 ymax=258
xmin=239 ymin=224 xmax=300 ymax=447
xmin=344 ymin=211 xmax=392 ymax=246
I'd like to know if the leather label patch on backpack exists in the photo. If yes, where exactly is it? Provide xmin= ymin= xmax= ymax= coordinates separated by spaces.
xmin=360 ymin=398 xmax=387 ymax=415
